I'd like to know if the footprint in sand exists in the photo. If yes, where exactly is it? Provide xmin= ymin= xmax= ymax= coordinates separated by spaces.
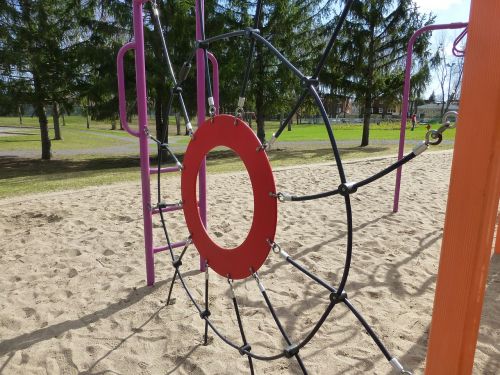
xmin=22 ymin=307 xmax=38 ymax=319
xmin=68 ymin=268 xmax=78 ymax=278
xmin=68 ymin=248 xmax=82 ymax=257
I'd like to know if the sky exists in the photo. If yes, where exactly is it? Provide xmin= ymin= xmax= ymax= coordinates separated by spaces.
xmin=414 ymin=0 xmax=472 ymax=96
xmin=415 ymin=0 xmax=470 ymax=23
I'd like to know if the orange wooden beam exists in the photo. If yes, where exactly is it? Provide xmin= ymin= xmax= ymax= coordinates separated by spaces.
xmin=496 ymin=220 xmax=500 ymax=254
xmin=424 ymin=0 xmax=500 ymax=374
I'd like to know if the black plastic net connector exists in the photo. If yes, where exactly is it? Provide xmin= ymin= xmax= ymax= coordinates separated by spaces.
xmin=160 ymin=143 xmax=169 ymax=150
xmin=200 ymin=309 xmax=211 ymax=319
xmin=245 ymin=27 xmax=259 ymax=37
xmin=338 ymin=182 xmax=358 ymax=197
xmin=172 ymin=256 xmax=183 ymax=269
xmin=284 ymin=344 xmax=300 ymax=358
xmin=172 ymin=85 xmax=183 ymax=94
xmin=157 ymin=202 xmax=168 ymax=209
xmin=196 ymin=39 xmax=209 ymax=49
xmin=301 ymin=76 xmax=319 ymax=88
xmin=330 ymin=290 xmax=347 ymax=305
xmin=238 ymin=343 xmax=251 ymax=356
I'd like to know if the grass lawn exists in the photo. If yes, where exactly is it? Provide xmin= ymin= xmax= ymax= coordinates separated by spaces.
xmin=0 ymin=115 xmax=455 ymax=199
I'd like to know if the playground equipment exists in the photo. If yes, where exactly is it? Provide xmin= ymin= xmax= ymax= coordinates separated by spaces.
xmin=117 ymin=0 xmax=499 ymax=373
xmin=392 ymin=22 xmax=468 ymax=214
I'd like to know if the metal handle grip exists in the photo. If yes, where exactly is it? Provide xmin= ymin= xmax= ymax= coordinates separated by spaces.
xmin=117 ymin=41 xmax=140 ymax=138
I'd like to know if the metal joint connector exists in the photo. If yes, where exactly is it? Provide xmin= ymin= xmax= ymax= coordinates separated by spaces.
xmin=338 ymin=182 xmax=358 ymax=197
xmin=412 ymin=141 xmax=428 ymax=156
xmin=268 ymin=134 xmax=277 ymax=147
xmin=301 ymin=76 xmax=319 ymax=88
xmin=389 ymin=358 xmax=412 ymax=374
xmin=252 ymin=272 xmax=265 ymax=292
xmin=245 ymin=27 xmax=259 ymax=37
xmin=196 ymin=39 xmax=208 ymax=49
xmin=277 ymin=192 xmax=292 ymax=202
xmin=227 ymin=279 xmax=236 ymax=299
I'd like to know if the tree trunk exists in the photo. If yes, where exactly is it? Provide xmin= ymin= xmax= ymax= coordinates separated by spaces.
xmin=52 ymin=102 xmax=62 ymax=140
xmin=111 ymin=117 xmax=116 ymax=130
xmin=361 ymin=96 xmax=371 ymax=147
xmin=33 ymin=74 xmax=51 ymax=160
xmin=18 ymin=105 xmax=23 ymax=126
xmin=154 ymin=89 xmax=163 ymax=140
xmin=38 ymin=105 xmax=51 ymax=160
xmin=361 ymin=23 xmax=375 ymax=147
xmin=62 ymin=112 xmax=66 ymax=126
xmin=86 ymin=98 xmax=91 ymax=129
xmin=176 ymin=113 xmax=181 ymax=135
xmin=256 ymin=112 xmax=266 ymax=144
xmin=255 ymin=52 xmax=266 ymax=142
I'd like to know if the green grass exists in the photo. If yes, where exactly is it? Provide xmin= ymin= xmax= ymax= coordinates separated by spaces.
xmin=0 ymin=142 xmax=454 ymax=199
xmin=0 ymin=115 xmax=455 ymax=199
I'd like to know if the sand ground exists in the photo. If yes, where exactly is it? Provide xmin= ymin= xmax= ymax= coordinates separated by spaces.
xmin=0 ymin=151 xmax=498 ymax=374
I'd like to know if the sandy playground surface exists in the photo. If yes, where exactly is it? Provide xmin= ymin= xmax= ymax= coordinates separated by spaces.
xmin=0 ymin=150 xmax=498 ymax=374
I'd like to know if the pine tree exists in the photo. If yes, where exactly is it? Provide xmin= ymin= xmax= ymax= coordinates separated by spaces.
xmin=0 ymin=0 xmax=95 ymax=159
xmin=338 ymin=0 xmax=433 ymax=146
xmin=212 ymin=0 xmax=331 ymax=143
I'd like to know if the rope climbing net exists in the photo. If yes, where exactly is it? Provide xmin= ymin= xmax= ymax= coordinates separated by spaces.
xmin=145 ymin=1 xmax=457 ymax=373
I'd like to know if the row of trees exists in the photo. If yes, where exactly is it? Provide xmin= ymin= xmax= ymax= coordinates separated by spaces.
xmin=1 ymin=0 xmax=442 ymax=159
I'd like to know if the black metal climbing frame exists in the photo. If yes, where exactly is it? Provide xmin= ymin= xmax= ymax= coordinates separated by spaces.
xmin=145 ymin=1 xmax=454 ymax=374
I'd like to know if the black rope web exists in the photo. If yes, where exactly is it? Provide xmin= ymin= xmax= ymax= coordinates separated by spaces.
xmin=146 ymin=1 xmax=454 ymax=373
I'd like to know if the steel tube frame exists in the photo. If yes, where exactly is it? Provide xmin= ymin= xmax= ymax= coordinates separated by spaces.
xmin=117 ymin=0 xmax=218 ymax=284
xmin=392 ymin=22 xmax=468 ymax=213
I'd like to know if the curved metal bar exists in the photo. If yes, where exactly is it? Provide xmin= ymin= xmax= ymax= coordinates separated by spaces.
xmin=274 ymin=0 xmax=355 ymax=139
xmin=452 ymin=27 xmax=468 ymax=57
xmin=290 ymin=189 xmax=339 ymax=202
xmin=393 ymin=22 xmax=468 ymax=213
xmin=250 ymin=32 xmax=306 ymax=80
xmin=207 ymin=52 xmax=220 ymax=113
xmin=116 ymin=41 xmax=140 ymax=138
xmin=354 ymin=152 xmax=416 ymax=190
xmin=203 ymin=30 xmax=249 ymax=44
xmin=201 ymin=30 xmax=306 ymax=81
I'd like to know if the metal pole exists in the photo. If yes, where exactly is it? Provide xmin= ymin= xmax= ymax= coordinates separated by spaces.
xmin=196 ymin=0 xmax=208 ymax=271
xmin=133 ymin=0 xmax=155 ymax=285
xmin=392 ymin=22 xmax=468 ymax=213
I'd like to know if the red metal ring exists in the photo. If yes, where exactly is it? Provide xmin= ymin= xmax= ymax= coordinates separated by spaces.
xmin=181 ymin=115 xmax=277 ymax=279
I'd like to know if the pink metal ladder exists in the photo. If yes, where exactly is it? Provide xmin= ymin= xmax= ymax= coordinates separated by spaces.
xmin=117 ymin=0 xmax=218 ymax=285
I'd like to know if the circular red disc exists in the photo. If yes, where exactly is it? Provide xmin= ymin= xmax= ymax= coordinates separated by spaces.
xmin=181 ymin=115 xmax=277 ymax=279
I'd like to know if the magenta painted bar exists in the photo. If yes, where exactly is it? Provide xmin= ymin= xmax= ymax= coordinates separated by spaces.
xmin=196 ymin=0 xmax=208 ymax=271
xmin=392 ymin=22 xmax=468 ymax=213
xmin=452 ymin=27 xmax=468 ymax=57
xmin=117 ymin=41 xmax=140 ymax=138
xmin=150 ymin=166 xmax=179 ymax=174
xmin=152 ymin=205 xmax=183 ymax=215
xmin=207 ymin=52 xmax=220 ymax=113
xmin=154 ymin=241 xmax=188 ymax=254
xmin=131 ymin=0 xmax=156 ymax=285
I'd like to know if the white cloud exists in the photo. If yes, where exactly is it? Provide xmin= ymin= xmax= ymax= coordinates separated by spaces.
xmin=414 ymin=0 xmax=464 ymax=11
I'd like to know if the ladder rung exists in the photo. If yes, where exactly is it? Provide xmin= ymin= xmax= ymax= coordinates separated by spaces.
xmin=152 ymin=205 xmax=183 ymax=215
xmin=150 ymin=167 xmax=180 ymax=174
xmin=154 ymin=240 xmax=187 ymax=253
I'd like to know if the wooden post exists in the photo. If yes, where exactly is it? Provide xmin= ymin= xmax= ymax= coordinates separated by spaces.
xmin=495 ymin=215 xmax=500 ymax=254
xmin=425 ymin=0 xmax=500 ymax=373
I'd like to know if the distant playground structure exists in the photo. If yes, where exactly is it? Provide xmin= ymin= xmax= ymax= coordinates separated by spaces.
xmin=117 ymin=1 xmax=499 ymax=374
